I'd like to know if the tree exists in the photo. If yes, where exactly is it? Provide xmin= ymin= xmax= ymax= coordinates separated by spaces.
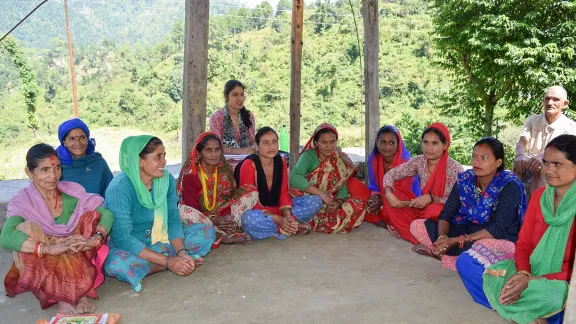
xmin=0 ymin=36 xmax=39 ymax=136
xmin=431 ymin=0 xmax=576 ymax=137
xmin=252 ymin=1 xmax=273 ymax=30
xmin=276 ymin=0 xmax=291 ymax=16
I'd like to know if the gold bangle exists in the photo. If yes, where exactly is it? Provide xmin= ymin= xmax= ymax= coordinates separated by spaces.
xmin=517 ymin=270 xmax=532 ymax=280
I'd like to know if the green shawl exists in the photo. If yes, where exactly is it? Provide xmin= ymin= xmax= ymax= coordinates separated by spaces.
xmin=482 ymin=181 xmax=576 ymax=323
xmin=120 ymin=135 xmax=169 ymax=244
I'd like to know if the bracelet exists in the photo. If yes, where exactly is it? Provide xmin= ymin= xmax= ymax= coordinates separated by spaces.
xmin=429 ymin=193 xmax=434 ymax=203
xmin=165 ymin=255 xmax=170 ymax=269
xmin=438 ymin=235 xmax=449 ymax=240
xmin=90 ymin=236 xmax=102 ymax=250
xmin=176 ymin=248 xmax=188 ymax=256
xmin=517 ymin=270 xmax=532 ymax=280
xmin=95 ymin=231 xmax=105 ymax=241
xmin=228 ymin=147 xmax=232 ymax=154
xmin=458 ymin=235 xmax=464 ymax=249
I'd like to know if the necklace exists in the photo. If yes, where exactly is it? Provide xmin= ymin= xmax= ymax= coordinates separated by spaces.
xmin=427 ymin=161 xmax=434 ymax=174
xmin=199 ymin=164 xmax=218 ymax=211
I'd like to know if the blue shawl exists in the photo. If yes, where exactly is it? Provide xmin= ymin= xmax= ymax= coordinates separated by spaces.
xmin=453 ymin=169 xmax=527 ymax=225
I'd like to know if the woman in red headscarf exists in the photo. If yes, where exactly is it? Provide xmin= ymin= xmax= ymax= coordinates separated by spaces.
xmin=383 ymin=123 xmax=464 ymax=246
xmin=289 ymin=123 xmax=367 ymax=234
xmin=177 ymin=132 xmax=259 ymax=246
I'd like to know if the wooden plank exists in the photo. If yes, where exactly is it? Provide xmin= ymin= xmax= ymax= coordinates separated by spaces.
xmin=363 ymin=0 xmax=380 ymax=162
xmin=182 ymin=0 xmax=210 ymax=162
xmin=565 ymin=257 xmax=576 ymax=323
xmin=289 ymin=0 xmax=304 ymax=171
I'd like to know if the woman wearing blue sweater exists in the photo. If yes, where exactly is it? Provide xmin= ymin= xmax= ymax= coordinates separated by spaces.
xmin=104 ymin=135 xmax=215 ymax=292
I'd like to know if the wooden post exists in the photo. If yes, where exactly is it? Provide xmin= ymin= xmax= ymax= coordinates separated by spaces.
xmin=565 ymin=258 xmax=576 ymax=323
xmin=363 ymin=0 xmax=380 ymax=162
xmin=182 ymin=0 xmax=210 ymax=162
xmin=289 ymin=0 xmax=304 ymax=171
xmin=63 ymin=0 xmax=79 ymax=118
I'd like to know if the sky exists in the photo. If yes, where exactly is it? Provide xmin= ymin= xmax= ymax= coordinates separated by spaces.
xmin=241 ymin=0 xmax=280 ymax=8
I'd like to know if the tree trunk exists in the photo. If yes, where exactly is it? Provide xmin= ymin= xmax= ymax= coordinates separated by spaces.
xmin=363 ymin=0 xmax=380 ymax=167
xmin=483 ymin=93 xmax=496 ymax=137
xmin=289 ymin=0 xmax=304 ymax=172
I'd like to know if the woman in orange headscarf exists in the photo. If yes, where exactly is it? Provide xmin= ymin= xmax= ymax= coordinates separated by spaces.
xmin=383 ymin=123 xmax=464 ymax=247
xmin=177 ymin=132 xmax=258 ymax=246
xmin=289 ymin=123 xmax=367 ymax=234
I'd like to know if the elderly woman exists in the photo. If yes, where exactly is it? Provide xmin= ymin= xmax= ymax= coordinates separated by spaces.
xmin=409 ymin=137 xmax=526 ymax=270
xmin=238 ymin=127 xmax=324 ymax=239
xmin=56 ymin=118 xmax=114 ymax=197
xmin=383 ymin=122 xmax=464 ymax=244
xmin=0 ymin=144 xmax=113 ymax=315
xmin=104 ymin=136 xmax=215 ymax=292
xmin=459 ymin=135 xmax=576 ymax=324
xmin=178 ymin=132 xmax=256 ymax=246
xmin=348 ymin=125 xmax=420 ymax=229
xmin=289 ymin=123 xmax=367 ymax=234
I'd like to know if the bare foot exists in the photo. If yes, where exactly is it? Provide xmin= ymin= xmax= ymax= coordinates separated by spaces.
xmin=76 ymin=296 xmax=96 ymax=314
xmin=295 ymin=223 xmax=312 ymax=235
xmin=194 ymin=257 xmax=204 ymax=266
xmin=411 ymin=244 xmax=440 ymax=260
xmin=222 ymin=233 xmax=251 ymax=245
xmin=56 ymin=301 xmax=78 ymax=315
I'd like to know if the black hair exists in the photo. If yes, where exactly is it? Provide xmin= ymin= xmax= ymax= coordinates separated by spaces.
xmin=26 ymin=143 xmax=58 ymax=171
xmin=224 ymin=80 xmax=252 ymax=129
xmin=474 ymin=137 xmax=505 ymax=172
xmin=421 ymin=127 xmax=447 ymax=144
xmin=313 ymin=128 xmax=338 ymax=145
xmin=255 ymin=126 xmax=278 ymax=145
xmin=139 ymin=137 xmax=163 ymax=158
xmin=546 ymin=134 xmax=576 ymax=164
xmin=196 ymin=134 xmax=223 ymax=152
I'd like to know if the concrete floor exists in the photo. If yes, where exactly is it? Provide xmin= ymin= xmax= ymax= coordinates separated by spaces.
xmin=0 ymin=224 xmax=506 ymax=324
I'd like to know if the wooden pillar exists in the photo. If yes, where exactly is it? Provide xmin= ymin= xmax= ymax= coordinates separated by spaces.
xmin=182 ymin=0 xmax=209 ymax=162
xmin=363 ymin=0 xmax=380 ymax=161
xmin=565 ymin=258 xmax=576 ymax=323
xmin=289 ymin=0 xmax=304 ymax=171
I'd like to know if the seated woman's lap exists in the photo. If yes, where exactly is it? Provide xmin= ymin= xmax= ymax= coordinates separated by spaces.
xmin=105 ymin=224 xmax=215 ymax=291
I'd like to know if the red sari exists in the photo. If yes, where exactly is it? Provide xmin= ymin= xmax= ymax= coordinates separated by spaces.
xmin=289 ymin=123 xmax=367 ymax=234
xmin=382 ymin=123 xmax=462 ymax=244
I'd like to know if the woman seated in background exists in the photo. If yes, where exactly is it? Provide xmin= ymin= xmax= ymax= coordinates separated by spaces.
xmin=238 ymin=127 xmax=324 ymax=239
xmin=383 ymin=122 xmax=463 ymax=244
xmin=348 ymin=125 xmax=420 ymax=230
xmin=104 ymin=136 xmax=215 ymax=292
xmin=178 ymin=132 xmax=255 ymax=246
xmin=209 ymin=80 xmax=257 ymax=155
xmin=289 ymin=123 xmax=367 ymax=234
xmin=1 ymin=144 xmax=113 ymax=315
xmin=461 ymin=135 xmax=576 ymax=324
xmin=56 ymin=118 xmax=114 ymax=197
xmin=410 ymin=137 xmax=526 ymax=271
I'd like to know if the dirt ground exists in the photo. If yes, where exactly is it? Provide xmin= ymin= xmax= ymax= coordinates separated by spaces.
xmin=0 ymin=224 xmax=506 ymax=324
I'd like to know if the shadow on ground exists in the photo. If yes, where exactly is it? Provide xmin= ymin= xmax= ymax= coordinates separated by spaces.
xmin=0 ymin=224 xmax=505 ymax=324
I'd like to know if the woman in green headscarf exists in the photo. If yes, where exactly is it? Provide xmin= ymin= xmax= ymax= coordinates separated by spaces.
xmin=481 ymin=134 xmax=576 ymax=324
xmin=104 ymin=136 xmax=215 ymax=292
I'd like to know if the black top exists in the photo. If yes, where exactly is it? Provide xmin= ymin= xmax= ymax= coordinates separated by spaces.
xmin=234 ymin=154 xmax=283 ymax=207
xmin=424 ymin=181 xmax=522 ymax=256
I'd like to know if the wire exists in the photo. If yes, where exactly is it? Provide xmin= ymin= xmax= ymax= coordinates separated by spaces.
xmin=0 ymin=0 xmax=49 ymax=42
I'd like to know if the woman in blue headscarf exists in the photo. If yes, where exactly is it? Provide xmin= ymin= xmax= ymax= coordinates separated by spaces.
xmin=56 ymin=119 xmax=113 ymax=197
xmin=348 ymin=125 xmax=420 ymax=233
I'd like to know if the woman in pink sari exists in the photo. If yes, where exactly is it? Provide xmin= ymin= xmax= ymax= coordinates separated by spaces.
xmin=0 ymin=144 xmax=113 ymax=315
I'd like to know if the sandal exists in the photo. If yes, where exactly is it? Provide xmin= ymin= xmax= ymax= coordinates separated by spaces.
xmin=411 ymin=244 xmax=441 ymax=260
xmin=387 ymin=225 xmax=402 ymax=239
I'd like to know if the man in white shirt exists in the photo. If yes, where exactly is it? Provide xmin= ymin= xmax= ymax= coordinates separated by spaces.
xmin=514 ymin=85 xmax=576 ymax=197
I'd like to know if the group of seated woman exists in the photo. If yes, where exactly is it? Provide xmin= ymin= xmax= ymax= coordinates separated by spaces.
xmin=352 ymin=121 xmax=575 ymax=323
xmin=1 ymin=79 xmax=574 ymax=323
